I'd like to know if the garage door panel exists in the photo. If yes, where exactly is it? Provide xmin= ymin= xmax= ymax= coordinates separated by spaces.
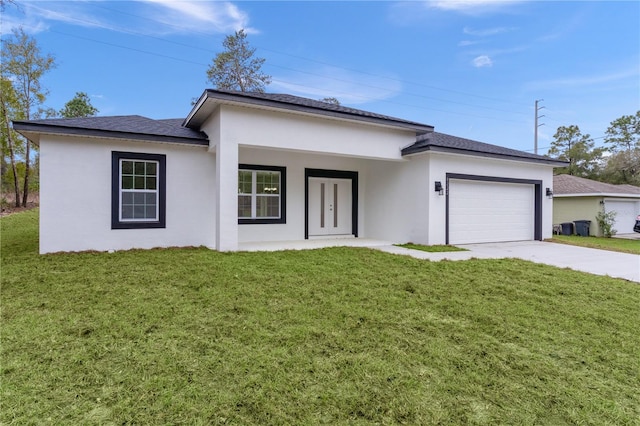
xmin=449 ymin=180 xmax=534 ymax=244
xmin=605 ymin=200 xmax=640 ymax=234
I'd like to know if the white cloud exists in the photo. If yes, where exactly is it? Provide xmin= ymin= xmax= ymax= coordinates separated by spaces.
xmin=458 ymin=40 xmax=482 ymax=47
xmin=429 ymin=0 xmax=526 ymax=12
xmin=269 ymin=66 xmax=402 ymax=105
xmin=472 ymin=55 xmax=493 ymax=67
xmin=2 ymin=13 xmax=49 ymax=34
xmin=143 ymin=0 xmax=254 ymax=34
xmin=3 ymin=1 xmax=254 ymax=36
xmin=463 ymin=26 xmax=515 ymax=37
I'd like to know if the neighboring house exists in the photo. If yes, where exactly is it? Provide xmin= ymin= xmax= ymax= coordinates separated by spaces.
xmin=13 ymin=89 xmax=565 ymax=254
xmin=553 ymin=174 xmax=640 ymax=235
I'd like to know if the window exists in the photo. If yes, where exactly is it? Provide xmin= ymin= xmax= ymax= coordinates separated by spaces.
xmin=238 ymin=164 xmax=286 ymax=224
xmin=112 ymin=152 xmax=166 ymax=229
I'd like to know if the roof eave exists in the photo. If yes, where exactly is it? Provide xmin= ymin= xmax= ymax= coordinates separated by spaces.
xmin=554 ymin=193 xmax=640 ymax=198
xmin=402 ymin=144 xmax=568 ymax=166
xmin=13 ymin=121 xmax=209 ymax=147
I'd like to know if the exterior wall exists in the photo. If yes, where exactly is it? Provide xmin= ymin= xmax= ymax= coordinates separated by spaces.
xmin=552 ymin=197 xmax=602 ymax=236
xmin=363 ymin=156 xmax=430 ymax=244
xmin=218 ymin=105 xmax=415 ymax=160
xmin=39 ymin=135 xmax=216 ymax=254
xmin=423 ymin=152 xmax=556 ymax=245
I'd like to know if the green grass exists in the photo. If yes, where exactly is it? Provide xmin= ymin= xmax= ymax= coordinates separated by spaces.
xmin=2 ymin=209 xmax=640 ymax=424
xmin=550 ymin=234 xmax=640 ymax=254
xmin=394 ymin=243 xmax=468 ymax=252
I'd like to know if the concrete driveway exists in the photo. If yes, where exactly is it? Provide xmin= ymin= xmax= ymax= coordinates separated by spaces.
xmin=378 ymin=241 xmax=640 ymax=283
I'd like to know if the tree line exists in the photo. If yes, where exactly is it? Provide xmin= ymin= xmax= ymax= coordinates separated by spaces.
xmin=1 ymin=28 xmax=99 ymax=207
xmin=547 ymin=112 xmax=640 ymax=185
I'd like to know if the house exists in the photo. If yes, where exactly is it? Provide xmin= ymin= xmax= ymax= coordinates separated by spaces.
xmin=13 ymin=89 xmax=566 ymax=254
xmin=553 ymin=174 xmax=640 ymax=236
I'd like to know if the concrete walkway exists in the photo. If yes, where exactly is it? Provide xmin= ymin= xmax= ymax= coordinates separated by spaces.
xmin=239 ymin=239 xmax=639 ymax=283
xmin=377 ymin=241 xmax=640 ymax=283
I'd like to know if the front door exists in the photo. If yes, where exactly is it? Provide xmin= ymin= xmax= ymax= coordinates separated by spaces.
xmin=308 ymin=177 xmax=352 ymax=236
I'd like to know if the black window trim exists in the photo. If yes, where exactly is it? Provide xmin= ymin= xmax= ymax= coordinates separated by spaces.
xmin=238 ymin=164 xmax=287 ymax=225
xmin=112 ymin=151 xmax=166 ymax=229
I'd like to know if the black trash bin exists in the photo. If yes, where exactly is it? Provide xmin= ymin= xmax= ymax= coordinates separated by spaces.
xmin=574 ymin=220 xmax=591 ymax=237
xmin=560 ymin=222 xmax=574 ymax=235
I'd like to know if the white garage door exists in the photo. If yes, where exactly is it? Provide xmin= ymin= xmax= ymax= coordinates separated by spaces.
xmin=605 ymin=200 xmax=640 ymax=235
xmin=449 ymin=179 xmax=535 ymax=244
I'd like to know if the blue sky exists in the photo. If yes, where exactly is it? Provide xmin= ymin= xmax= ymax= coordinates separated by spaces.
xmin=3 ymin=0 xmax=639 ymax=154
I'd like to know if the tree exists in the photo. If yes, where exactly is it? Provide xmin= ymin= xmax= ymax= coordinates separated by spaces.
xmin=600 ymin=150 xmax=640 ymax=185
xmin=605 ymin=111 xmax=640 ymax=152
xmin=1 ymin=27 xmax=56 ymax=206
xmin=601 ymin=111 xmax=640 ymax=184
xmin=206 ymin=29 xmax=271 ymax=93
xmin=547 ymin=125 xmax=604 ymax=178
xmin=0 ymin=0 xmax=18 ymax=11
xmin=60 ymin=92 xmax=98 ymax=118
xmin=320 ymin=97 xmax=341 ymax=105
xmin=0 ymin=77 xmax=23 ymax=205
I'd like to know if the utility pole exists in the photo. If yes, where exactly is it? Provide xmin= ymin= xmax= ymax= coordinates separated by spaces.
xmin=534 ymin=99 xmax=545 ymax=154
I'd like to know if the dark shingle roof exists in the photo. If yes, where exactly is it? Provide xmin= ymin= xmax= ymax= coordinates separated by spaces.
xmin=553 ymin=174 xmax=640 ymax=195
xmin=402 ymin=132 xmax=566 ymax=165
xmin=185 ymin=89 xmax=434 ymax=133
xmin=13 ymin=115 xmax=208 ymax=146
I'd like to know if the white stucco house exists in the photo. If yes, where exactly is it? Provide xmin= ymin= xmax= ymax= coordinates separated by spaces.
xmin=14 ymin=89 xmax=565 ymax=254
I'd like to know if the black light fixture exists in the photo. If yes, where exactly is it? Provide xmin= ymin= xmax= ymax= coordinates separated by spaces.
xmin=435 ymin=181 xmax=444 ymax=195
xmin=546 ymin=187 xmax=553 ymax=198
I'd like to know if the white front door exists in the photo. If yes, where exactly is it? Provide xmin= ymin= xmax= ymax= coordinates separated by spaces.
xmin=308 ymin=178 xmax=352 ymax=236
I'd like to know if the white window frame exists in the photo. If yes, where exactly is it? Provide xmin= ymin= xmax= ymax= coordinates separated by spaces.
xmin=119 ymin=159 xmax=160 ymax=222
xmin=111 ymin=151 xmax=166 ymax=230
xmin=238 ymin=165 xmax=286 ymax=224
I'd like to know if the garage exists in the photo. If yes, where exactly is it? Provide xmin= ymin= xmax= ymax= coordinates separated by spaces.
xmin=552 ymin=175 xmax=640 ymax=236
xmin=605 ymin=199 xmax=640 ymax=235
xmin=447 ymin=176 xmax=541 ymax=244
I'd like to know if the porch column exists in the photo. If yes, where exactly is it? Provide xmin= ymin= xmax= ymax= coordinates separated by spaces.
xmin=216 ymin=139 xmax=239 ymax=251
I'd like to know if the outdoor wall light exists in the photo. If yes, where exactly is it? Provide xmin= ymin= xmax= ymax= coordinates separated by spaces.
xmin=546 ymin=188 xmax=553 ymax=199
xmin=435 ymin=181 xmax=444 ymax=195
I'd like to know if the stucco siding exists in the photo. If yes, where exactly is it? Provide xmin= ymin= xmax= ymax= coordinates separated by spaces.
xmin=39 ymin=135 xmax=216 ymax=253
xmin=363 ymin=156 xmax=429 ymax=244
xmin=218 ymin=105 xmax=415 ymax=160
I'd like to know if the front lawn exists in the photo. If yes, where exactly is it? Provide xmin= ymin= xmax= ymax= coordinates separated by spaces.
xmin=2 ymin=210 xmax=639 ymax=424
xmin=550 ymin=234 xmax=640 ymax=254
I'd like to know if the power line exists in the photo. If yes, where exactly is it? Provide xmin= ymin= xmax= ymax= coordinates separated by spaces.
xmin=66 ymin=1 xmax=533 ymax=111
xmin=49 ymin=29 xmax=208 ymax=67
xmin=47 ymin=29 xmax=530 ymax=125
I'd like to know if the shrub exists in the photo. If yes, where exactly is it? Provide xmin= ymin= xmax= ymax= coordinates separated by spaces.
xmin=596 ymin=210 xmax=617 ymax=238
